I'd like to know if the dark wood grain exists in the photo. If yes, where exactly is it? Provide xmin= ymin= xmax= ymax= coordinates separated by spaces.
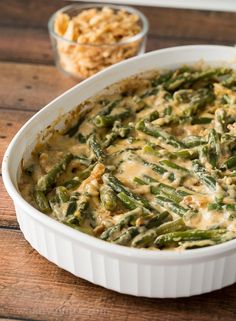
xmin=1 ymin=1 xmax=236 ymax=321
xmin=0 ymin=2 xmax=236 ymax=67
xmin=0 ymin=0 xmax=70 ymax=28
xmin=0 ymin=229 xmax=235 ymax=321
xmin=0 ymin=26 xmax=53 ymax=65
xmin=1 ymin=28 xmax=232 ymax=67
xmin=1 ymin=1 xmax=236 ymax=43
xmin=141 ymin=7 xmax=236 ymax=43
xmin=0 ymin=63 xmax=76 ymax=111
xmin=0 ymin=109 xmax=34 ymax=165
xmin=0 ymin=177 xmax=19 ymax=229
xmin=0 ymin=109 xmax=34 ymax=229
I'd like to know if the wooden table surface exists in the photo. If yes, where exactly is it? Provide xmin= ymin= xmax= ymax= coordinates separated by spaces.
xmin=1 ymin=1 xmax=236 ymax=320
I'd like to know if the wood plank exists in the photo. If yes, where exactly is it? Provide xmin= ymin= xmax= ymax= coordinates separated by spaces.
xmin=1 ymin=1 xmax=236 ymax=43
xmin=0 ymin=27 xmax=233 ymax=67
xmin=0 ymin=177 xmax=19 ymax=229
xmin=141 ymin=7 xmax=236 ymax=43
xmin=0 ymin=317 xmax=35 ymax=321
xmin=0 ymin=3 xmax=235 ymax=67
xmin=0 ymin=109 xmax=35 ymax=228
xmin=0 ymin=229 xmax=236 ymax=321
xmin=72 ymin=0 xmax=236 ymax=12
xmin=0 ymin=27 xmax=53 ymax=65
xmin=0 ymin=0 xmax=69 ymax=28
xmin=0 ymin=63 xmax=77 ymax=111
xmin=0 ymin=319 xmax=33 ymax=321
xmin=0 ymin=319 xmax=30 ymax=321
xmin=0 ymin=109 xmax=35 ymax=167
xmin=146 ymin=35 xmax=231 ymax=52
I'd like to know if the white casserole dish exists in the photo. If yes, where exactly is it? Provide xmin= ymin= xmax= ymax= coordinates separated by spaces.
xmin=2 ymin=45 xmax=236 ymax=298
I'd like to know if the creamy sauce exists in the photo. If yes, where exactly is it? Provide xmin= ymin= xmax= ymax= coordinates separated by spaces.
xmin=19 ymin=66 xmax=236 ymax=250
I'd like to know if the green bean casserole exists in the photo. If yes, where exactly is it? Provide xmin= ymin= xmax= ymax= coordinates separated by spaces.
xmin=19 ymin=65 xmax=236 ymax=250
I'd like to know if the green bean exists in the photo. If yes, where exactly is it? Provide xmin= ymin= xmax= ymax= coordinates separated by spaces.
xmin=208 ymin=203 xmax=236 ymax=211
xmin=155 ymin=195 xmax=188 ymax=216
xmin=63 ymin=164 xmax=94 ymax=189
xmin=182 ymin=135 xmax=206 ymax=148
xmin=207 ymin=129 xmax=221 ymax=168
xmin=66 ymin=200 xmax=77 ymax=216
xmin=154 ymin=229 xmax=227 ymax=247
xmin=191 ymin=117 xmax=213 ymax=125
xmin=174 ymin=149 xmax=198 ymax=159
xmin=94 ymin=109 xmax=132 ymax=128
xmin=133 ymin=177 xmax=148 ymax=185
xmin=64 ymin=116 xmax=85 ymax=137
xmin=133 ymin=95 xmax=150 ymax=112
xmin=109 ymin=147 xmax=141 ymax=159
xmin=103 ymin=132 xmax=118 ymax=148
xmin=164 ymin=68 xmax=217 ymax=92
xmin=117 ymin=192 xmax=143 ymax=210
xmin=183 ymin=89 xmax=215 ymax=117
xmin=37 ymin=153 xmax=73 ymax=192
xmin=151 ymin=71 xmax=173 ymax=87
xmin=100 ymin=185 xmax=118 ymax=211
xmin=154 ymin=218 xmax=186 ymax=236
xmin=97 ymin=99 xmax=121 ymax=116
xmin=131 ymin=227 xmax=159 ymax=247
xmin=199 ymin=144 xmax=208 ymax=160
xmin=100 ymin=207 xmax=143 ymax=241
xmin=145 ymin=110 xmax=160 ymax=122
xmin=102 ymin=121 xmax=131 ymax=148
xmin=134 ymin=175 xmax=190 ymax=202
xmin=142 ymin=175 xmax=158 ymax=183
xmin=174 ymin=89 xmax=193 ymax=103
xmin=63 ymin=178 xmax=81 ymax=190
xmin=136 ymin=120 xmax=185 ymax=149
xmin=133 ymin=153 xmax=176 ymax=182
xmin=64 ymin=222 xmax=94 ymax=235
xmin=164 ymin=106 xmax=172 ymax=116
xmin=214 ymin=108 xmax=227 ymax=134
xmin=137 ymin=156 xmax=168 ymax=176
xmin=222 ymin=155 xmax=236 ymax=169
xmin=143 ymin=144 xmax=198 ymax=160
xmin=151 ymin=183 xmax=189 ymax=203
xmin=132 ymin=217 xmax=185 ymax=248
xmin=74 ymin=155 xmax=91 ymax=167
xmin=142 ymin=145 xmax=169 ymax=158
xmin=221 ymin=72 xmax=236 ymax=88
xmin=76 ymin=133 xmax=86 ymax=144
xmin=88 ymin=134 xmax=105 ymax=162
xmin=113 ymin=227 xmax=140 ymax=246
xmin=66 ymin=194 xmax=91 ymax=221
xmin=165 ymin=71 xmax=193 ymax=91
xmin=33 ymin=189 xmax=51 ymax=213
xmin=145 ymin=211 xmax=171 ymax=229
xmin=141 ymin=87 xmax=159 ymax=98
xmin=160 ymin=159 xmax=190 ymax=173
xmin=56 ymin=186 xmax=70 ymax=203
xmin=76 ymin=196 xmax=90 ymax=221
xmin=103 ymin=173 xmax=152 ymax=210
xmin=78 ymin=165 xmax=95 ymax=181
xmin=192 ymin=160 xmax=217 ymax=191
xmin=221 ymin=133 xmax=236 ymax=153
xmin=221 ymin=94 xmax=231 ymax=105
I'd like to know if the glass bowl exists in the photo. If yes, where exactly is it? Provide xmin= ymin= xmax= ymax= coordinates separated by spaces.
xmin=48 ymin=3 xmax=149 ymax=80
